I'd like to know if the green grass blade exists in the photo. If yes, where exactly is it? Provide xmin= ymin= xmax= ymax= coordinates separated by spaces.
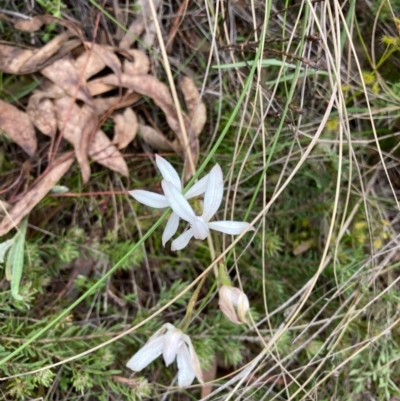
xmin=5 ymin=218 xmax=28 ymax=300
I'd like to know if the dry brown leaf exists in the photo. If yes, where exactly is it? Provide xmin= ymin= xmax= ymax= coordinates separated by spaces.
xmin=99 ymin=74 xmax=188 ymax=143
xmin=113 ymin=108 xmax=138 ymax=149
xmin=0 ymin=32 xmax=81 ymax=74
xmin=98 ymin=73 xmax=199 ymax=178
xmin=35 ymin=80 xmax=66 ymax=99
xmin=75 ymin=43 xmax=122 ymax=82
xmin=119 ymin=0 xmax=162 ymax=49
xmin=55 ymin=98 xmax=85 ymax=140
xmin=87 ymin=80 xmax=116 ymax=97
xmin=41 ymin=58 xmax=93 ymax=105
xmin=0 ymin=44 xmax=32 ymax=74
xmin=13 ymin=17 xmax=44 ymax=32
xmin=201 ymin=356 xmax=217 ymax=398
xmin=27 ymin=92 xmax=57 ymax=137
xmin=179 ymin=77 xmax=205 ymax=179
xmin=75 ymin=48 xmax=106 ymax=80
xmin=293 ymin=240 xmax=313 ymax=256
xmin=55 ymin=97 xmax=96 ymax=182
xmin=78 ymin=106 xmax=98 ymax=182
xmin=112 ymin=0 xmax=126 ymax=41
xmin=0 ymin=200 xmax=12 ymax=219
xmin=119 ymin=20 xmax=143 ymax=50
xmin=89 ymin=130 xmax=129 ymax=177
xmin=89 ymin=43 xmax=121 ymax=77
xmin=55 ymin=97 xmax=128 ymax=179
xmin=93 ymin=93 xmax=141 ymax=115
xmin=42 ymin=38 xmax=82 ymax=67
xmin=0 ymin=154 xmax=74 ymax=237
xmin=180 ymin=76 xmax=207 ymax=136
xmin=0 ymin=99 xmax=37 ymax=157
xmin=142 ymin=11 xmax=157 ymax=47
xmin=122 ymin=49 xmax=150 ymax=75
xmin=13 ymin=15 xmax=82 ymax=36
xmin=138 ymin=124 xmax=176 ymax=152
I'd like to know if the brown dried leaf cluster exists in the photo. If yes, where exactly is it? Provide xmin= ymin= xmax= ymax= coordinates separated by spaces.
xmin=0 ymin=15 xmax=207 ymax=236
xmin=0 ymin=154 xmax=75 ymax=236
xmin=0 ymin=100 xmax=37 ymax=157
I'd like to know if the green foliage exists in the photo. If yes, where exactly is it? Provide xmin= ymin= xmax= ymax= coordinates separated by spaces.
xmin=372 ymin=0 xmax=400 ymax=22
xmin=157 ymin=279 xmax=192 ymax=308
xmin=100 ymin=230 xmax=144 ymax=270
xmin=1 ymin=0 xmax=399 ymax=400
xmin=263 ymin=230 xmax=284 ymax=257
xmin=35 ymin=0 xmax=66 ymax=42
xmin=349 ymin=338 xmax=400 ymax=400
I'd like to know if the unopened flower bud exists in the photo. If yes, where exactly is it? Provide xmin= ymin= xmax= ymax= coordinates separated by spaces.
xmin=218 ymin=285 xmax=250 ymax=324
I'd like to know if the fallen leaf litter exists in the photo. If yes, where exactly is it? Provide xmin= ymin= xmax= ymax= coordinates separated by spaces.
xmin=0 ymin=13 xmax=207 ymax=237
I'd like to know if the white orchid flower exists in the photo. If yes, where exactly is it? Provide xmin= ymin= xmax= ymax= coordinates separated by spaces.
xmin=161 ymin=164 xmax=254 ymax=251
xmin=218 ymin=285 xmax=250 ymax=324
xmin=129 ymin=155 xmax=209 ymax=246
xmin=126 ymin=323 xmax=204 ymax=387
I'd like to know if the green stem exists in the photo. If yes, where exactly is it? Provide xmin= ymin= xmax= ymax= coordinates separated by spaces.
xmin=179 ymin=274 xmax=207 ymax=332
xmin=218 ymin=263 xmax=232 ymax=287
xmin=179 ymin=232 xmax=228 ymax=331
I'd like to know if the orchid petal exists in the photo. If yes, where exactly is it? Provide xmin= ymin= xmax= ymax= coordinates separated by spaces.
xmin=148 ymin=323 xmax=170 ymax=341
xmin=183 ymin=334 xmax=204 ymax=384
xmin=176 ymin=343 xmax=196 ymax=387
xmin=163 ymin=328 xmax=183 ymax=366
xmin=184 ymin=174 xmax=209 ymax=199
xmin=237 ymin=291 xmax=250 ymax=323
xmin=171 ymin=229 xmax=194 ymax=251
xmin=162 ymin=323 xmax=176 ymax=332
xmin=126 ymin=335 xmax=165 ymax=371
xmin=162 ymin=180 xmax=196 ymax=223
xmin=156 ymin=154 xmax=181 ymax=190
xmin=129 ymin=190 xmax=170 ymax=208
xmin=202 ymin=164 xmax=223 ymax=222
xmin=162 ymin=212 xmax=180 ymax=247
xmin=192 ymin=217 xmax=210 ymax=240
xmin=208 ymin=221 xmax=254 ymax=235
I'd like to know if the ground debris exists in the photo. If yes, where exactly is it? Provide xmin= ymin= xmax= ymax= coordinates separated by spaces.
xmin=41 ymin=58 xmax=94 ymax=106
xmin=0 ymin=154 xmax=74 ymax=236
xmin=89 ymin=130 xmax=129 ymax=177
xmin=119 ymin=0 xmax=162 ymax=49
xmin=138 ymin=124 xmax=178 ymax=152
xmin=113 ymin=108 xmax=138 ymax=149
xmin=27 ymin=91 xmax=58 ymax=138
xmin=179 ymin=76 xmax=206 ymax=179
xmin=0 ymin=32 xmax=81 ymax=74
xmin=0 ymin=17 xmax=207 ymax=235
xmin=54 ymin=97 xmax=96 ymax=182
xmin=0 ymin=99 xmax=37 ymax=157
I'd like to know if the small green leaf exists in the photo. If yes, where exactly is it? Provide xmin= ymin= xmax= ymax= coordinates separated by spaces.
xmin=0 ymin=238 xmax=15 ymax=264
xmin=5 ymin=218 xmax=28 ymax=301
xmin=50 ymin=185 xmax=69 ymax=194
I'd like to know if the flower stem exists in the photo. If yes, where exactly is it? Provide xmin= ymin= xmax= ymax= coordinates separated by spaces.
xmin=210 ymin=230 xmax=223 ymax=279
xmin=179 ymin=273 xmax=208 ymax=331
xmin=218 ymin=262 xmax=232 ymax=287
